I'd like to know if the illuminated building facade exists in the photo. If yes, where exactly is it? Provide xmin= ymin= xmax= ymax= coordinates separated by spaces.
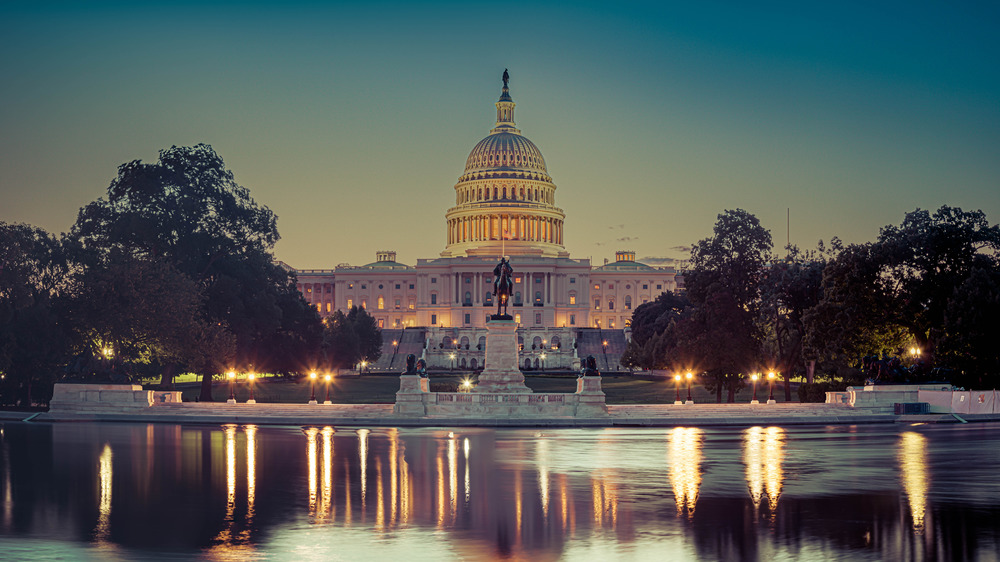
xmin=290 ymin=75 xmax=679 ymax=369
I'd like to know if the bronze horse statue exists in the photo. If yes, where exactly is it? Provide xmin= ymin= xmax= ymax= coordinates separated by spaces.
xmin=493 ymin=257 xmax=513 ymax=318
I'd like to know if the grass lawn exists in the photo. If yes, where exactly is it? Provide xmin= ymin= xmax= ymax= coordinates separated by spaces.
xmin=181 ymin=373 xmax=798 ymax=404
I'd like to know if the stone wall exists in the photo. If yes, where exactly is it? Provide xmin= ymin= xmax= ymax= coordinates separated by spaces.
xmin=50 ymin=383 xmax=182 ymax=414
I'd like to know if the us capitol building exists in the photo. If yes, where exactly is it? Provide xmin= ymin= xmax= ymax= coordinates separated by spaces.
xmin=288 ymin=73 xmax=680 ymax=371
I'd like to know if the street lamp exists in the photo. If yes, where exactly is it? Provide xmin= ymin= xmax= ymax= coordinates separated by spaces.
xmin=540 ymin=352 xmax=546 ymax=371
xmin=360 ymin=360 xmax=367 ymax=375
xmin=227 ymin=370 xmax=236 ymax=404
xmin=767 ymin=371 xmax=776 ymax=404
xmin=309 ymin=371 xmax=318 ymax=405
xmin=685 ymin=372 xmax=694 ymax=404
xmin=449 ymin=353 xmax=456 ymax=370
xmin=324 ymin=373 xmax=332 ymax=404
xmin=461 ymin=378 xmax=473 ymax=392
xmin=674 ymin=374 xmax=682 ymax=405
xmin=452 ymin=338 xmax=458 ymax=349
xmin=247 ymin=373 xmax=257 ymax=404
xmin=750 ymin=373 xmax=759 ymax=404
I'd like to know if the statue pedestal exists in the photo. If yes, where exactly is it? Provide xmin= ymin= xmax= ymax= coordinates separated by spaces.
xmin=394 ymin=375 xmax=429 ymax=415
xmin=474 ymin=318 xmax=531 ymax=393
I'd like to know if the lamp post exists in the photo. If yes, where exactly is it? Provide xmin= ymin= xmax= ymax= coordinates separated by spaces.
xmin=247 ymin=373 xmax=256 ymax=404
xmin=540 ymin=352 xmax=546 ymax=371
xmin=750 ymin=373 xmax=759 ymax=404
xmin=450 ymin=353 xmax=456 ymax=370
xmin=767 ymin=371 xmax=776 ymax=404
xmin=309 ymin=371 xmax=318 ymax=405
xmin=227 ymin=371 xmax=237 ymax=404
xmin=360 ymin=360 xmax=367 ymax=376
xmin=674 ymin=374 xmax=682 ymax=405
xmin=324 ymin=374 xmax=332 ymax=404
xmin=685 ymin=372 xmax=694 ymax=404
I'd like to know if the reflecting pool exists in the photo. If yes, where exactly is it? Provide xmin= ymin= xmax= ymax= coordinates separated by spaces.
xmin=1 ymin=422 xmax=999 ymax=561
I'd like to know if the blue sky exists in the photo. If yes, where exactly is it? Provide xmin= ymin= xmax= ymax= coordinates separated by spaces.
xmin=2 ymin=1 xmax=998 ymax=267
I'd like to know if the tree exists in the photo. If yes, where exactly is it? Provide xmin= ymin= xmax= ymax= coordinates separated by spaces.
xmin=69 ymin=144 xmax=322 ymax=398
xmin=0 ymin=222 xmax=72 ymax=406
xmin=875 ymin=206 xmax=1000 ymax=361
xmin=760 ymin=241 xmax=836 ymax=398
xmin=621 ymin=291 xmax=689 ymax=370
xmin=671 ymin=285 xmax=758 ymax=402
xmin=675 ymin=210 xmax=772 ymax=402
xmin=938 ymin=265 xmax=1000 ymax=387
xmin=323 ymin=307 xmax=382 ymax=369
xmin=62 ymin=257 xmax=235 ymax=382
xmin=685 ymin=209 xmax=773 ymax=312
xmin=803 ymin=243 xmax=908 ymax=368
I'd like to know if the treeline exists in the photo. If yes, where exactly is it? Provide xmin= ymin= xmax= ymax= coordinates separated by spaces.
xmin=0 ymin=145 xmax=380 ymax=406
xmin=622 ymin=207 xmax=1000 ymax=401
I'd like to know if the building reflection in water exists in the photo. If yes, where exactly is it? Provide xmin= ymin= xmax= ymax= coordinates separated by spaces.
xmin=667 ymin=427 xmax=703 ymax=520
xmin=898 ymin=431 xmax=929 ymax=534
xmin=742 ymin=426 xmax=785 ymax=520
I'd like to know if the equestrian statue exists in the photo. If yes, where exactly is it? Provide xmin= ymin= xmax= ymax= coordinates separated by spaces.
xmin=492 ymin=257 xmax=514 ymax=318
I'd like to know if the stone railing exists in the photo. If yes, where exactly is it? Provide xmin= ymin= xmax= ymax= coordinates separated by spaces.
xmin=50 ymin=383 xmax=182 ymax=414
xmin=393 ymin=375 xmax=607 ymax=417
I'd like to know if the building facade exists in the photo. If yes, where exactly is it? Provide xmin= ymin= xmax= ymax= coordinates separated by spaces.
xmin=290 ymin=75 xmax=680 ymax=370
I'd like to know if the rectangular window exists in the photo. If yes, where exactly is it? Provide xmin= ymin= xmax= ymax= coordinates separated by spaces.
xmin=643 ymin=284 xmax=648 ymax=290
xmin=395 ymin=284 xmax=401 ymax=289
xmin=535 ymin=313 xmax=541 ymax=325
xmin=431 ymin=278 xmax=437 ymax=283
xmin=608 ymin=284 xmax=614 ymax=290
xmin=347 ymin=299 xmax=353 ymax=309
xmin=362 ymin=284 xmax=367 ymax=289
xmin=431 ymin=294 xmax=437 ymax=305
xmin=362 ymin=300 xmax=367 ymax=309
xmin=569 ymin=295 xmax=576 ymax=305
xmin=594 ymin=284 xmax=600 ymax=290
xmin=464 ymin=313 xmax=471 ymax=324
xmin=394 ymin=299 xmax=401 ymax=309
xmin=535 ymin=277 xmax=542 ymax=283
xmin=570 ymin=314 xmax=576 ymax=325
xmin=378 ymin=319 xmax=384 ymax=328
xmin=326 ymin=303 xmax=331 ymax=313
xmin=570 ymin=277 xmax=576 ymax=284
xmin=378 ymin=297 xmax=385 ymax=310
xmin=431 ymin=314 xmax=437 ymax=325
xmin=594 ymin=299 xmax=600 ymax=310
xmin=408 ymin=300 xmax=415 ymax=310
xmin=326 ymin=285 xmax=332 ymax=293
xmin=409 ymin=284 xmax=414 ymax=289
xmin=515 ymin=277 xmax=522 ymax=283
xmin=514 ymin=313 xmax=521 ymax=324
xmin=657 ymin=284 xmax=662 ymax=290
xmin=608 ymin=300 xmax=614 ymax=311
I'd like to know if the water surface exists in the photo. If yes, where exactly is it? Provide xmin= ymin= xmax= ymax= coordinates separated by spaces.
xmin=1 ymin=421 xmax=998 ymax=561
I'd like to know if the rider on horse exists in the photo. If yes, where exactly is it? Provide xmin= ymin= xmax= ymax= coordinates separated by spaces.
xmin=493 ymin=257 xmax=514 ymax=317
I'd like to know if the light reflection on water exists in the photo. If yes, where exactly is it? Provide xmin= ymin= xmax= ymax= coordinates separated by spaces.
xmin=0 ymin=422 xmax=998 ymax=561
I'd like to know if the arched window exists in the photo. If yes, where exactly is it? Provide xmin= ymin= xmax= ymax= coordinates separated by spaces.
xmin=608 ymin=299 xmax=615 ymax=311
xmin=551 ymin=335 xmax=561 ymax=348
xmin=478 ymin=336 xmax=486 ymax=350
xmin=532 ymin=336 xmax=542 ymax=348
xmin=464 ymin=291 xmax=472 ymax=305
xmin=535 ymin=291 xmax=542 ymax=304
xmin=503 ymin=187 xmax=507 ymax=199
xmin=470 ymin=358 xmax=478 ymax=370
xmin=524 ymin=359 xmax=531 ymax=369
xmin=461 ymin=358 xmax=467 ymax=368
xmin=377 ymin=296 xmax=385 ymax=310
xmin=625 ymin=295 xmax=632 ymax=310
xmin=484 ymin=291 xmax=493 ymax=305
xmin=460 ymin=336 xmax=470 ymax=348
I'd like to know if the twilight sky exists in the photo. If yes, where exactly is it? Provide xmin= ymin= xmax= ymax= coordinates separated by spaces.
xmin=2 ymin=1 xmax=998 ymax=268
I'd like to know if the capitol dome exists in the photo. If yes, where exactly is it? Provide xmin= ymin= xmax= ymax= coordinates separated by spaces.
xmin=463 ymin=132 xmax=548 ymax=176
xmin=443 ymin=72 xmax=567 ymax=259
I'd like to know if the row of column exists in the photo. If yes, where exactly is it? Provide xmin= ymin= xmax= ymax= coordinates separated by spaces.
xmin=447 ymin=214 xmax=563 ymax=246
xmin=451 ymin=271 xmax=552 ymax=305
